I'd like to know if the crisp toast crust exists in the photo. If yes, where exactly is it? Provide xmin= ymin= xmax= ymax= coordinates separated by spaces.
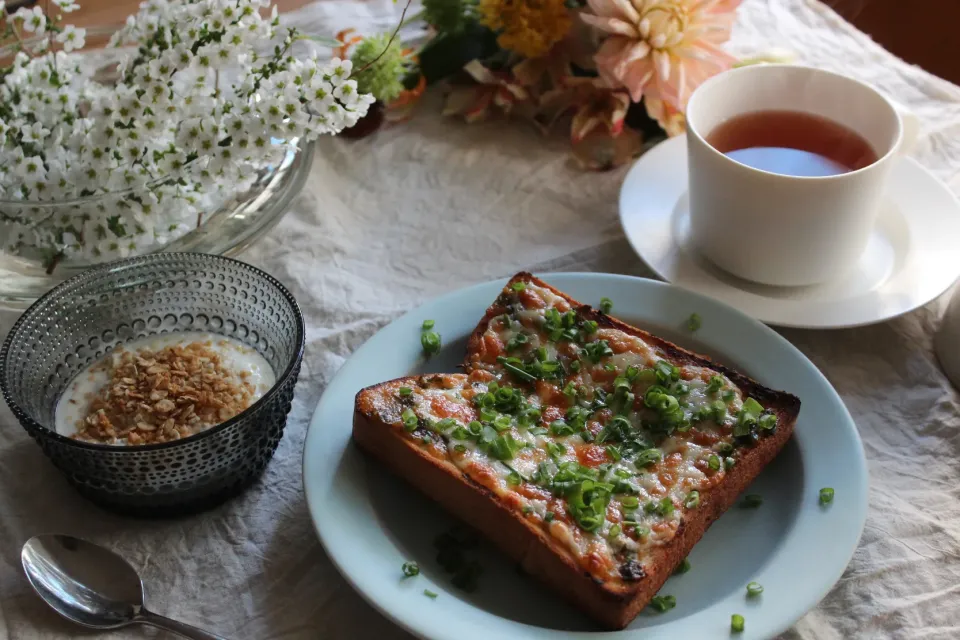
xmin=352 ymin=273 xmax=801 ymax=629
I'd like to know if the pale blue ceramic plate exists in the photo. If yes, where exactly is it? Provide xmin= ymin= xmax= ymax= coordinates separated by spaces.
xmin=303 ymin=273 xmax=868 ymax=640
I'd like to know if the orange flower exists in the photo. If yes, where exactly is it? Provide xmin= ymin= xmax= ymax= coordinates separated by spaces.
xmin=443 ymin=61 xmax=531 ymax=123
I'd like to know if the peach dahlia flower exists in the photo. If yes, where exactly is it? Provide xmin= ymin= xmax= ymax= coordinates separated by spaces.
xmin=581 ymin=0 xmax=741 ymax=110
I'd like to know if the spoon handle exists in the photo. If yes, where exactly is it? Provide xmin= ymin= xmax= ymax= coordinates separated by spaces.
xmin=137 ymin=609 xmax=230 ymax=640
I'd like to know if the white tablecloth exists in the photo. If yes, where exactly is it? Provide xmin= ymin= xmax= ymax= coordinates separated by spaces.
xmin=2 ymin=1 xmax=960 ymax=638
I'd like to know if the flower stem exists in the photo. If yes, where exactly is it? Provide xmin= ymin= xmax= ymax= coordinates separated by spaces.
xmin=399 ymin=9 xmax=425 ymax=29
xmin=356 ymin=0 xmax=414 ymax=74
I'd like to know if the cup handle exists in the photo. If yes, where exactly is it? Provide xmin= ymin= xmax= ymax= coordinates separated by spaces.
xmin=888 ymin=98 xmax=920 ymax=156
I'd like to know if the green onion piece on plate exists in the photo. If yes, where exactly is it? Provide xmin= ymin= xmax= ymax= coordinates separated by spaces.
xmin=731 ymin=614 xmax=745 ymax=632
xmin=600 ymin=297 xmax=613 ymax=314
xmin=819 ymin=487 xmax=835 ymax=505
xmin=423 ymin=589 xmax=438 ymax=599
xmin=421 ymin=330 xmax=441 ymax=356
xmin=746 ymin=581 xmax=763 ymax=597
xmin=649 ymin=594 xmax=676 ymax=612
xmin=686 ymin=313 xmax=702 ymax=332
xmin=402 ymin=561 xmax=420 ymax=577
xmin=742 ymin=494 xmax=763 ymax=508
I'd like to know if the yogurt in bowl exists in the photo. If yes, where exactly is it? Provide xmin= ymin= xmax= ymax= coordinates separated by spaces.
xmin=55 ymin=332 xmax=276 ymax=445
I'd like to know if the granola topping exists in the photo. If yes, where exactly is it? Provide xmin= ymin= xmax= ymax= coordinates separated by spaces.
xmin=55 ymin=332 xmax=275 ymax=445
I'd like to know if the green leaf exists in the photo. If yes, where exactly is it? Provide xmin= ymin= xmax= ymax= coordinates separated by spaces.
xmin=418 ymin=22 xmax=499 ymax=85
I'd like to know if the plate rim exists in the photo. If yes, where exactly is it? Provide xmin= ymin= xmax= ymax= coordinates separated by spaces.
xmin=303 ymin=272 xmax=869 ymax=639
xmin=618 ymin=135 xmax=960 ymax=329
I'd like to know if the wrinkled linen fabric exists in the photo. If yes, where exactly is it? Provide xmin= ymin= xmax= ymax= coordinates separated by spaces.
xmin=2 ymin=0 xmax=960 ymax=638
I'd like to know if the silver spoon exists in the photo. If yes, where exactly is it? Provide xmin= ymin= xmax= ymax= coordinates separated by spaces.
xmin=22 ymin=534 xmax=228 ymax=640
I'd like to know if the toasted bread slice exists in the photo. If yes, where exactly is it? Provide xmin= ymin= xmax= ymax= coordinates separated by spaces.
xmin=353 ymin=273 xmax=801 ymax=629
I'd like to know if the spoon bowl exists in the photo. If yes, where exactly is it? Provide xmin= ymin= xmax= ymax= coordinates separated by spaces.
xmin=22 ymin=534 xmax=144 ymax=629
xmin=22 ymin=534 xmax=227 ymax=640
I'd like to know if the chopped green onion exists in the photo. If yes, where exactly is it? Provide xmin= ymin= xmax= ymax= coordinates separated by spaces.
xmin=399 ymin=386 xmax=412 ymax=397
xmin=686 ymin=313 xmax=702 ymax=332
xmin=674 ymin=558 xmax=691 ymax=575
xmin=493 ymin=414 xmax=513 ymax=431
xmin=636 ymin=448 xmax=663 ymax=467
xmin=742 ymin=397 xmax=764 ymax=416
xmin=722 ymin=390 xmax=736 ymax=402
xmin=758 ymin=413 xmax=778 ymax=431
xmin=684 ymin=491 xmax=700 ymax=509
xmin=570 ymin=360 xmax=582 ymax=373
xmin=423 ymin=589 xmax=438 ymax=599
xmin=711 ymin=400 xmax=728 ymax=422
xmin=582 ymin=320 xmax=599 ymax=334
xmin=717 ymin=442 xmax=735 ymax=455
xmin=511 ymin=281 xmax=526 ymax=292
xmin=608 ymin=524 xmax=622 ymax=538
xmin=731 ymin=614 xmax=745 ymax=633
xmin=562 ymin=381 xmax=577 ymax=398
xmin=724 ymin=456 xmax=736 ymax=470
xmin=506 ymin=332 xmax=529 ymax=351
xmin=650 ymin=497 xmax=674 ymax=517
xmin=546 ymin=441 xmax=566 ymax=458
xmin=649 ymin=594 xmax=676 ymax=612
xmin=741 ymin=494 xmax=763 ymax=508
xmin=506 ymin=470 xmax=522 ymax=486
xmin=529 ymin=426 xmax=548 ymax=436
xmin=604 ymin=363 xmax=616 ymax=372
xmin=621 ymin=496 xmax=640 ymax=510
xmin=495 ymin=356 xmax=537 ymax=382
xmin=521 ymin=505 xmax=532 ymax=514
xmin=550 ymin=419 xmax=575 ymax=436
xmin=706 ymin=375 xmax=724 ymax=393
xmin=819 ymin=487 xmax=835 ymax=505
xmin=421 ymin=319 xmax=435 ymax=330
xmin=633 ymin=525 xmax=650 ymax=538
xmin=583 ymin=340 xmax=613 ymax=362
xmin=421 ymin=331 xmax=442 ymax=356
xmin=746 ymin=581 xmax=763 ymax=597
xmin=401 ymin=408 xmax=419 ymax=432
xmin=600 ymin=297 xmax=614 ymax=314
xmin=402 ymin=562 xmax=420 ymax=577
xmin=708 ymin=454 xmax=721 ymax=471
xmin=544 ymin=511 xmax=555 ymax=522
xmin=454 ymin=444 xmax=467 ymax=453
xmin=606 ymin=445 xmax=622 ymax=462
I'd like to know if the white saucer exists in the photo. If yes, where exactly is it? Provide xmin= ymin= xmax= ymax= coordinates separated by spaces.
xmin=619 ymin=135 xmax=960 ymax=328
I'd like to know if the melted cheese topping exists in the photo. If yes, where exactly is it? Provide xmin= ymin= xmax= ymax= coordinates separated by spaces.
xmin=381 ymin=282 xmax=776 ymax=586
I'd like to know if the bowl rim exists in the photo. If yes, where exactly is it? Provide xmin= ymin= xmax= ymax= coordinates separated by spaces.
xmin=0 ymin=252 xmax=306 ymax=453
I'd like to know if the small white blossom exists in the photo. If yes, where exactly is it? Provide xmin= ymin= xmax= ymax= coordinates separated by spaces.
xmin=56 ymin=25 xmax=86 ymax=52
xmin=54 ymin=0 xmax=81 ymax=13
xmin=16 ymin=7 xmax=47 ymax=35
xmin=0 ymin=0 xmax=371 ymax=266
xmin=20 ymin=122 xmax=50 ymax=144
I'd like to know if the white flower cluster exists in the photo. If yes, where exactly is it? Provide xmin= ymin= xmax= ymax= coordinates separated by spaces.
xmin=0 ymin=0 xmax=373 ymax=267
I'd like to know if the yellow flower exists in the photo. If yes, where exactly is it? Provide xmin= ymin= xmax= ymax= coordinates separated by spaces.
xmin=479 ymin=0 xmax=572 ymax=59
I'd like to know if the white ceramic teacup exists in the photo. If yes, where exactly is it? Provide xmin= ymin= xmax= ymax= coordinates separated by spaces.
xmin=685 ymin=64 xmax=916 ymax=287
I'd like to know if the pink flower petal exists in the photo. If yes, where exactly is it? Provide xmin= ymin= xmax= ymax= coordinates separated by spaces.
xmin=653 ymin=49 xmax=672 ymax=84
xmin=585 ymin=0 xmax=628 ymax=19
xmin=580 ymin=14 xmax=640 ymax=37
xmin=609 ymin=0 xmax=641 ymax=23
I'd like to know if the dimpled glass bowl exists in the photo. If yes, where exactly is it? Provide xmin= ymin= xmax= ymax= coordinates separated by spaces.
xmin=0 ymin=253 xmax=304 ymax=516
